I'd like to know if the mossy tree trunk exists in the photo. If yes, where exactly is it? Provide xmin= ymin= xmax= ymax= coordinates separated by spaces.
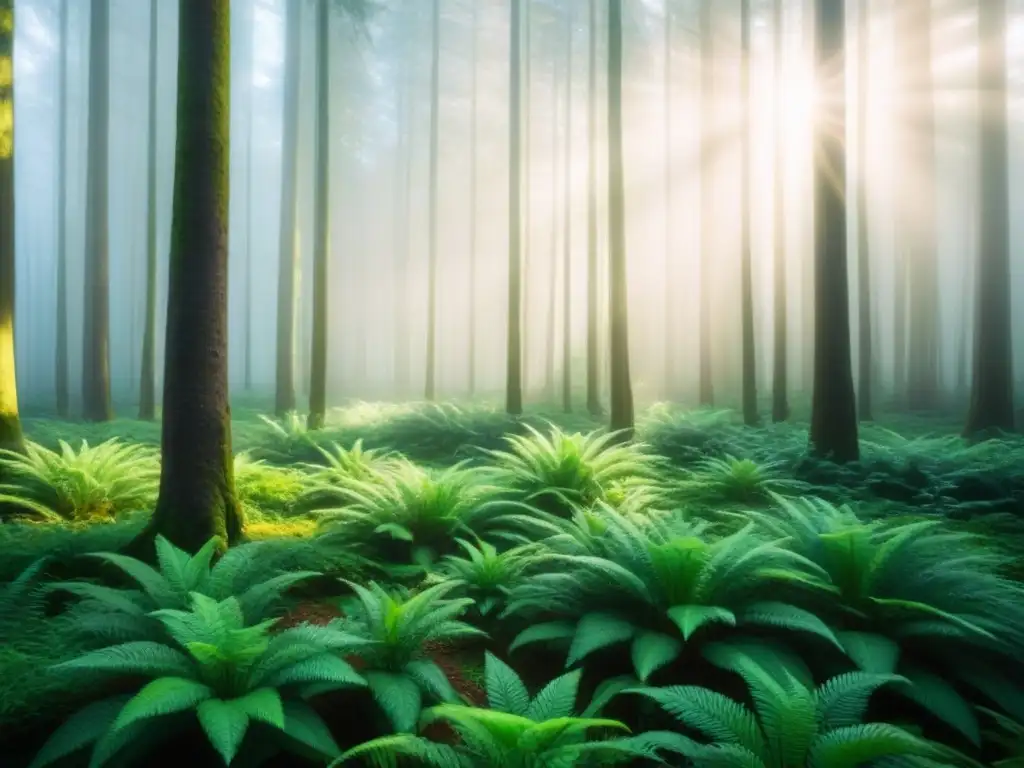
xmin=83 ymin=0 xmax=113 ymax=423
xmin=739 ymin=0 xmax=757 ymax=427
xmin=0 ymin=0 xmax=24 ymax=456
xmin=506 ymin=0 xmax=524 ymax=416
xmin=424 ymin=0 xmax=440 ymax=401
xmin=965 ymin=0 xmax=1014 ymax=436
xmin=698 ymin=0 xmax=714 ymax=407
xmin=275 ymin=0 xmax=301 ymax=417
xmin=585 ymin=0 xmax=601 ymax=417
xmin=606 ymin=0 xmax=633 ymax=438
xmin=809 ymin=0 xmax=859 ymax=463
xmin=139 ymin=0 xmax=160 ymax=421
xmin=133 ymin=0 xmax=241 ymax=556
xmin=771 ymin=0 xmax=788 ymax=423
xmin=55 ymin=0 xmax=70 ymax=419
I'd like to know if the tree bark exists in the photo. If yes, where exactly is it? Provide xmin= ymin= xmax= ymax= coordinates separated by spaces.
xmin=82 ymin=0 xmax=113 ymax=423
xmin=606 ymin=0 xmax=633 ymax=438
xmin=771 ymin=0 xmax=788 ymax=423
xmin=739 ymin=0 xmax=757 ymax=426
xmin=585 ymin=0 xmax=601 ymax=416
xmin=55 ymin=0 xmax=70 ymax=419
xmin=698 ymin=0 xmax=714 ymax=407
xmin=133 ymin=0 xmax=240 ymax=556
xmin=809 ymin=0 xmax=859 ymax=463
xmin=855 ymin=0 xmax=873 ymax=421
xmin=139 ymin=0 xmax=160 ymax=421
xmin=965 ymin=0 xmax=1014 ymax=435
xmin=425 ymin=0 xmax=441 ymax=401
xmin=506 ymin=0 xmax=524 ymax=415
xmin=242 ymin=0 xmax=255 ymax=393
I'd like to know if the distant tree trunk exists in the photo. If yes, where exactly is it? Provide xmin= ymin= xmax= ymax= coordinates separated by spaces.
xmin=585 ymin=0 xmax=601 ymax=416
xmin=771 ymin=0 xmax=788 ymax=423
xmin=698 ymin=0 xmax=714 ymax=407
xmin=607 ymin=0 xmax=633 ymax=437
xmin=55 ymin=0 xmax=70 ymax=419
xmin=424 ymin=0 xmax=441 ymax=401
xmin=307 ymin=0 xmax=330 ymax=430
xmin=242 ymin=0 xmax=255 ymax=393
xmin=0 ymin=0 xmax=23 ymax=455
xmin=965 ymin=0 xmax=1014 ymax=435
xmin=468 ymin=0 xmax=478 ymax=397
xmin=562 ymin=6 xmax=573 ymax=414
xmin=139 ymin=0 xmax=160 ymax=421
xmin=506 ymin=0 xmax=524 ymax=415
xmin=810 ymin=0 xmax=858 ymax=463
xmin=134 ymin=0 xmax=240 ymax=556
xmin=739 ymin=0 xmax=757 ymax=426
xmin=274 ymin=0 xmax=301 ymax=416
xmin=82 ymin=0 xmax=113 ymax=423
xmin=855 ymin=0 xmax=873 ymax=421
xmin=522 ymin=0 xmax=532 ymax=396
xmin=545 ymin=62 xmax=558 ymax=402
xmin=394 ymin=66 xmax=412 ymax=399
xmin=662 ymin=0 xmax=674 ymax=399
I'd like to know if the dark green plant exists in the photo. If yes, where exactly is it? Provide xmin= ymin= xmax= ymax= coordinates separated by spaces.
xmin=679 ymin=454 xmax=810 ymax=505
xmin=979 ymin=707 xmax=1024 ymax=768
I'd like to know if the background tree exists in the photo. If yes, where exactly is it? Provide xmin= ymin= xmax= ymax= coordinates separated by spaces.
xmin=585 ymin=0 xmax=601 ymax=417
xmin=855 ymin=0 xmax=873 ymax=421
xmin=467 ymin=0 xmax=479 ymax=398
xmin=698 ymin=0 xmax=714 ymax=407
xmin=424 ymin=0 xmax=440 ymax=401
xmin=739 ymin=0 xmax=757 ymax=426
xmin=506 ymin=0 xmax=524 ymax=416
xmin=54 ymin=0 xmax=69 ymax=419
xmin=561 ymin=3 xmax=573 ymax=414
xmin=771 ymin=0 xmax=788 ymax=423
xmin=138 ymin=0 xmax=160 ymax=421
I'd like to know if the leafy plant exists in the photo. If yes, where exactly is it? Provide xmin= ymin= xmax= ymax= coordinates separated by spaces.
xmin=332 ymin=652 xmax=649 ymax=767
xmin=233 ymin=453 xmax=308 ymax=518
xmin=30 ymin=593 xmax=368 ymax=767
xmin=330 ymin=579 xmax=487 ymax=732
xmin=0 ymin=439 xmax=159 ymax=522
xmin=679 ymin=454 xmax=809 ymax=505
xmin=980 ymin=707 xmax=1024 ymax=768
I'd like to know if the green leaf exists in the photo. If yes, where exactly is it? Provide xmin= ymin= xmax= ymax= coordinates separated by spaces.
xmin=374 ymin=522 xmax=415 ymax=541
xmin=835 ymin=631 xmax=901 ymax=674
xmin=898 ymin=664 xmax=980 ymax=747
xmin=484 ymin=652 xmax=531 ymax=715
xmin=366 ymin=671 xmax=423 ymax=733
xmin=667 ymin=604 xmax=736 ymax=641
xmin=28 ymin=696 xmax=130 ymax=768
xmin=197 ymin=699 xmax=251 ymax=765
xmin=112 ymin=677 xmax=213 ymax=732
xmin=280 ymin=700 xmax=341 ymax=760
xmin=53 ymin=642 xmax=195 ymax=679
xmin=233 ymin=688 xmax=286 ymax=730
xmin=566 ymin=613 xmax=635 ymax=666
xmin=526 ymin=669 xmax=582 ymax=722
xmin=807 ymin=723 xmax=937 ymax=768
xmin=406 ymin=659 xmax=458 ymax=703
xmin=260 ymin=653 xmax=365 ymax=691
xmin=630 ymin=631 xmax=682 ymax=682
xmin=509 ymin=621 xmax=575 ymax=654
xmin=739 ymin=602 xmax=843 ymax=649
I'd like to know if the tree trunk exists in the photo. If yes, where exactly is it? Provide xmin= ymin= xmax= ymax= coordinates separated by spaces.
xmin=698 ymin=0 xmax=714 ymax=407
xmin=468 ymin=0 xmax=478 ymax=398
xmin=662 ymin=0 xmax=674 ymax=399
xmin=307 ymin=0 xmax=330 ymax=430
xmin=585 ymin=0 xmax=601 ymax=416
xmin=771 ymin=0 xmax=788 ymax=423
xmin=545 ymin=60 xmax=558 ymax=403
xmin=55 ymin=0 xmax=70 ymax=419
xmin=424 ymin=0 xmax=441 ymax=401
xmin=274 ymin=0 xmax=301 ymax=416
xmin=739 ymin=0 xmax=757 ymax=426
xmin=133 ymin=0 xmax=240 ymax=556
xmin=606 ymin=0 xmax=633 ymax=438
xmin=394 ymin=61 xmax=412 ymax=399
xmin=242 ymin=0 xmax=255 ymax=393
xmin=522 ymin=0 xmax=532 ymax=397
xmin=809 ymin=0 xmax=858 ymax=463
xmin=506 ymin=0 xmax=524 ymax=415
xmin=855 ymin=0 xmax=873 ymax=421
xmin=562 ymin=6 xmax=573 ymax=414
xmin=965 ymin=0 xmax=1014 ymax=435
xmin=82 ymin=0 xmax=113 ymax=423
xmin=139 ymin=0 xmax=160 ymax=421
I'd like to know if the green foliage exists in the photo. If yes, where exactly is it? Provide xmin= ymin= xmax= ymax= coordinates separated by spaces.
xmin=980 ymin=707 xmax=1024 ymax=768
xmin=330 ymin=580 xmax=486 ymax=732
xmin=30 ymin=592 xmax=368 ymax=767
xmin=679 ymin=454 xmax=810 ymax=505
xmin=0 ymin=439 xmax=159 ymax=522
xmin=233 ymin=452 xmax=308 ymax=518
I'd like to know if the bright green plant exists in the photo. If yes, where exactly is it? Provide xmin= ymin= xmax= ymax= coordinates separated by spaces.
xmin=0 ymin=439 xmax=159 ymax=522
xmin=52 ymin=536 xmax=319 ymax=642
xmin=330 ymin=579 xmax=487 ymax=733
xmin=505 ymin=504 xmax=839 ymax=682
xmin=30 ymin=593 xmax=368 ymax=767
xmin=332 ymin=652 xmax=649 ymax=767
xmin=679 ymin=454 xmax=809 ymax=505
xmin=303 ymin=440 xmax=398 ymax=486
xmin=233 ymin=452 xmax=307 ymax=517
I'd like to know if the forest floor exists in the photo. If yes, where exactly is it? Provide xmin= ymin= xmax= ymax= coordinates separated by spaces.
xmin=1 ymin=400 xmax=1023 ymax=767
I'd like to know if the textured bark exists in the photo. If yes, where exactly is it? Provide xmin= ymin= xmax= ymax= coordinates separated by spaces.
xmin=606 ymin=0 xmax=633 ymax=438
xmin=468 ymin=0 xmax=478 ymax=397
xmin=82 ymin=0 xmax=113 ymax=422
xmin=139 ymin=0 xmax=160 ymax=421
xmin=424 ymin=0 xmax=440 ymax=401
xmin=698 ymin=1 xmax=714 ymax=407
xmin=274 ymin=0 xmax=301 ymax=416
xmin=770 ymin=0 xmax=788 ymax=423
xmin=965 ymin=0 xmax=1014 ymax=436
xmin=55 ymin=0 xmax=70 ymax=419
xmin=855 ymin=0 xmax=873 ymax=421
xmin=739 ymin=0 xmax=757 ymax=427
xmin=506 ymin=0 xmax=524 ymax=415
xmin=585 ymin=0 xmax=601 ymax=416
xmin=307 ymin=0 xmax=330 ymax=431
xmin=134 ymin=0 xmax=240 ymax=556
xmin=562 ymin=7 xmax=573 ymax=414
xmin=809 ymin=0 xmax=859 ymax=463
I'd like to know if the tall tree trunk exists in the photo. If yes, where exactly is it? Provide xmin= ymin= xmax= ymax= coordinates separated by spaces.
xmin=522 ymin=0 xmax=532 ymax=395
xmin=562 ymin=6 xmax=573 ymax=414
xmin=83 ymin=0 xmax=113 ymax=422
xmin=139 ymin=0 xmax=160 ymax=421
xmin=662 ymin=0 xmax=674 ymax=399
xmin=545 ymin=62 xmax=558 ymax=402
xmin=275 ymin=0 xmax=301 ymax=416
xmin=739 ymin=0 xmax=757 ymax=426
xmin=771 ymin=0 xmax=788 ymax=423
xmin=856 ymin=0 xmax=873 ymax=421
xmin=965 ymin=0 xmax=1014 ymax=435
xmin=307 ymin=0 xmax=330 ymax=430
xmin=810 ymin=0 xmax=858 ymax=463
xmin=55 ymin=0 xmax=70 ymax=419
xmin=698 ymin=0 xmax=714 ymax=407
xmin=424 ymin=0 xmax=441 ymax=401
xmin=585 ymin=0 xmax=601 ymax=416
xmin=506 ymin=0 xmax=524 ymax=415
xmin=0 ymin=0 xmax=22 ymax=455
xmin=134 ymin=0 xmax=240 ymax=555
xmin=607 ymin=0 xmax=633 ymax=437
xmin=394 ymin=64 xmax=413 ymax=399
xmin=242 ymin=0 xmax=255 ymax=392
xmin=468 ymin=0 xmax=478 ymax=398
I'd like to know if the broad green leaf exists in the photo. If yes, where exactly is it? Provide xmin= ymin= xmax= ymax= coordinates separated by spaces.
xmin=630 ymin=631 xmax=682 ymax=683
xmin=667 ymin=604 xmax=736 ymax=641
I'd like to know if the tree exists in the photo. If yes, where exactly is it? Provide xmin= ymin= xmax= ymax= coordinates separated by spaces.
xmin=739 ymin=0 xmax=757 ymax=426
xmin=662 ymin=0 xmax=674 ymax=399
xmin=809 ymin=0 xmax=859 ymax=463
xmin=467 ymin=0 xmax=479 ymax=397
xmin=698 ymin=0 xmax=714 ymax=407
xmin=855 ymin=0 xmax=873 ymax=421
xmin=606 ymin=0 xmax=633 ymax=437
xmin=274 ymin=0 xmax=302 ymax=416
xmin=55 ymin=0 xmax=70 ymax=419
xmin=506 ymin=0 xmax=524 ymax=415
xmin=0 ymin=0 xmax=23 ymax=455
xmin=771 ymin=0 xmax=788 ymax=423
xmin=585 ymin=0 xmax=601 ymax=416
xmin=139 ymin=0 xmax=160 ymax=421
xmin=242 ymin=0 xmax=256 ymax=392
xmin=964 ymin=0 xmax=1014 ymax=436
xmin=561 ymin=5 xmax=574 ymax=414
xmin=133 ymin=0 xmax=241 ymax=555
xmin=424 ymin=0 xmax=441 ymax=401
xmin=83 ymin=0 xmax=113 ymax=422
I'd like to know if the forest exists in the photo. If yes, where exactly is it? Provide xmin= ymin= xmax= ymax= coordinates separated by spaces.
xmin=0 ymin=0 xmax=1023 ymax=765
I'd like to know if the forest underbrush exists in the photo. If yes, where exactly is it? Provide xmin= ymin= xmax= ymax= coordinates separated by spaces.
xmin=1 ymin=400 xmax=1023 ymax=767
